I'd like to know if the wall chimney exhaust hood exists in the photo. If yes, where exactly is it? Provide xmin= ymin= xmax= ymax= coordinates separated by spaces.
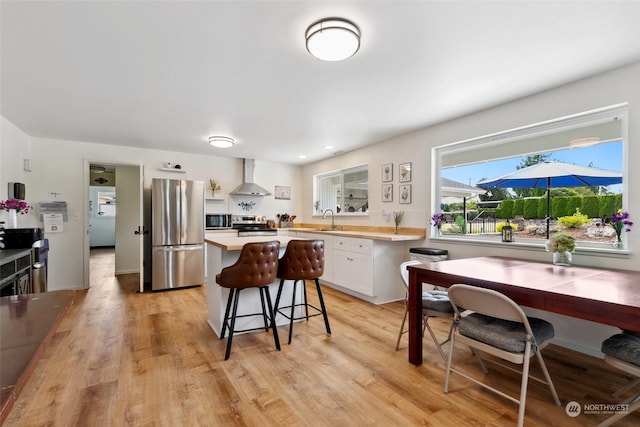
xmin=230 ymin=159 xmax=272 ymax=196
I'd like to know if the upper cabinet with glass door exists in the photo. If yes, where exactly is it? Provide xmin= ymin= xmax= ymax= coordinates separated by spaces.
xmin=314 ymin=164 xmax=368 ymax=215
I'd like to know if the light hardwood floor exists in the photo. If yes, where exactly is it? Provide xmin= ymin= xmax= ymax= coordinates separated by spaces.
xmin=3 ymin=248 xmax=638 ymax=426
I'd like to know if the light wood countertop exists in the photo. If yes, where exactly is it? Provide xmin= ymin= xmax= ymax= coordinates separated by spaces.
xmin=289 ymin=228 xmax=424 ymax=241
xmin=205 ymin=235 xmax=301 ymax=251
xmin=205 ymin=229 xmax=423 ymax=250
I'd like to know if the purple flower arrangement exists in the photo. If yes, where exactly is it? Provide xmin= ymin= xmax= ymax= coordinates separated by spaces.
xmin=606 ymin=210 xmax=633 ymax=242
xmin=431 ymin=212 xmax=445 ymax=228
xmin=0 ymin=198 xmax=32 ymax=214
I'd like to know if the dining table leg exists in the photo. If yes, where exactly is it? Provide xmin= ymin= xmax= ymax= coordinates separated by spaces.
xmin=408 ymin=268 xmax=423 ymax=365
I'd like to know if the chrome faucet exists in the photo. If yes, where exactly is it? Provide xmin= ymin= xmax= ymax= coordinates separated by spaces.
xmin=322 ymin=209 xmax=335 ymax=230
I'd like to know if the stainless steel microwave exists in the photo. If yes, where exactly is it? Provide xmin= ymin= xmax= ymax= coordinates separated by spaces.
xmin=205 ymin=213 xmax=232 ymax=229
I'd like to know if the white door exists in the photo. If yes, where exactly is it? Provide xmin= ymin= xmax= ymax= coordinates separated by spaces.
xmin=137 ymin=162 xmax=144 ymax=292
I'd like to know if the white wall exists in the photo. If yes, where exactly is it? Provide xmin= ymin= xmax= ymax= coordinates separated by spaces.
xmin=0 ymin=116 xmax=34 ymax=225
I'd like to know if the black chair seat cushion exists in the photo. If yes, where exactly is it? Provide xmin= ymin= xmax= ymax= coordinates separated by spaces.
xmin=601 ymin=333 xmax=640 ymax=367
xmin=422 ymin=290 xmax=454 ymax=313
xmin=459 ymin=313 xmax=554 ymax=353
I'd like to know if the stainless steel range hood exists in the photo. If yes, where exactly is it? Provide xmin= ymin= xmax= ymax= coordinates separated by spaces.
xmin=229 ymin=159 xmax=272 ymax=196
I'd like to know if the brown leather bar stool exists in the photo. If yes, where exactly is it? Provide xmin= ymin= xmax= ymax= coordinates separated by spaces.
xmin=216 ymin=240 xmax=281 ymax=360
xmin=274 ymin=239 xmax=331 ymax=344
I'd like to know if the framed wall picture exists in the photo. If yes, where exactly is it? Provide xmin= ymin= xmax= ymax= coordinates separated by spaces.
xmin=399 ymin=184 xmax=411 ymax=204
xmin=382 ymin=163 xmax=393 ymax=182
xmin=382 ymin=184 xmax=393 ymax=202
xmin=399 ymin=162 xmax=412 ymax=182
xmin=274 ymin=185 xmax=291 ymax=200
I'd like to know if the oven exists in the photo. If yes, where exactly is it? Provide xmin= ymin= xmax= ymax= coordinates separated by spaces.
xmin=232 ymin=215 xmax=278 ymax=237
xmin=206 ymin=213 xmax=232 ymax=230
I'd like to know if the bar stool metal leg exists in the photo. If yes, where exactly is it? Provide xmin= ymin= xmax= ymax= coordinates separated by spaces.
xmin=224 ymin=288 xmax=241 ymax=361
xmin=315 ymin=278 xmax=331 ymax=335
xmin=262 ymin=285 xmax=281 ymax=351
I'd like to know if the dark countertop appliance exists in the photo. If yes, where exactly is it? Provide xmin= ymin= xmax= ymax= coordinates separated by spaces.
xmin=232 ymin=215 xmax=277 ymax=237
xmin=2 ymin=228 xmax=43 ymax=249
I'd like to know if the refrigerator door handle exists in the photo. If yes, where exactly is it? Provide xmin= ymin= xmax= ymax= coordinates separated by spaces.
xmin=180 ymin=180 xmax=187 ymax=242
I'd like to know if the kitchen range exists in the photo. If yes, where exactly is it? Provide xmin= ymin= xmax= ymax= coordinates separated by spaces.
xmin=232 ymin=215 xmax=277 ymax=237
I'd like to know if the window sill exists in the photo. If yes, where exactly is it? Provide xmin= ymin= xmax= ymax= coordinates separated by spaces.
xmin=430 ymin=234 xmax=630 ymax=258
xmin=312 ymin=213 xmax=369 ymax=217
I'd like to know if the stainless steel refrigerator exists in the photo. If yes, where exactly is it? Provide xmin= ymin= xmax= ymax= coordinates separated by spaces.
xmin=151 ymin=179 xmax=205 ymax=291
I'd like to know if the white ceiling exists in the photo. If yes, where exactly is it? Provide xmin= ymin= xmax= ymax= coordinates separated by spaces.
xmin=2 ymin=1 xmax=640 ymax=166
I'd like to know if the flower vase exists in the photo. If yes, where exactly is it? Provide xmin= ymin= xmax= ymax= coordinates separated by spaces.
xmin=7 ymin=209 xmax=18 ymax=228
xmin=552 ymin=251 xmax=572 ymax=267
xmin=613 ymin=236 xmax=624 ymax=249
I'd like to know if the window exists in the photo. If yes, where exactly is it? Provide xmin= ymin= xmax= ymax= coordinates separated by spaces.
xmin=97 ymin=192 xmax=116 ymax=217
xmin=314 ymin=164 xmax=368 ymax=215
xmin=432 ymin=104 xmax=627 ymax=251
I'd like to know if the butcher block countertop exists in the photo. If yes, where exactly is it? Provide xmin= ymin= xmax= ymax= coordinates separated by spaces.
xmin=205 ymin=236 xmax=301 ymax=251
xmin=205 ymin=229 xmax=423 ymax=251
xmin=290 ymin=228 xmax=424 ymax=241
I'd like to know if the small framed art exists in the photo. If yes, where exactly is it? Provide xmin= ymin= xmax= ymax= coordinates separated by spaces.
xmin=382 ymin=184 xmax=393 ymax=202
xmin=399 ymin=184 xmax=411 ymax=204
xmin=382 ymin=163 xmax=393 ymax=182
xmin=399 ymin=162 xmax=412 ymax=182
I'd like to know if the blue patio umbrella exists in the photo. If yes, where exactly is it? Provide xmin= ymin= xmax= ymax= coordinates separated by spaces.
xmin=476 ymin=161 xmax=622 ymax=238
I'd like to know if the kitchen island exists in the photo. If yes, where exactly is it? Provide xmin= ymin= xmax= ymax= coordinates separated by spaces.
xmin=204 ymin=236 xmax=304 ymax=337
xmin=205 ymin=229 xmax=425 ymax=336
xmin=280 ymin=228 xmax=424 ymax=304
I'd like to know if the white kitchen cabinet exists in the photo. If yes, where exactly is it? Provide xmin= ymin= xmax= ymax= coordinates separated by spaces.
xmin=329 ymin=236 xmax=407 ymax=304
xmin=332 ymin=236 xmax=374 ymax=296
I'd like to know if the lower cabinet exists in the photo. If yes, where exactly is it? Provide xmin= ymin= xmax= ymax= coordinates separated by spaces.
xmin=291 ymin=231 xmax=410 ymax=304
xmin=0 ymin=249 xmax=33 ymax=296
xmin=331 ymin=236 xmax=407 ymax=304
xmin=332 ymin=237 xmax=374 ymax=296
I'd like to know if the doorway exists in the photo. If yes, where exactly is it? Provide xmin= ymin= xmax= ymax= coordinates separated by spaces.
xmin=85 ymin=161 xmax=144 ymax=292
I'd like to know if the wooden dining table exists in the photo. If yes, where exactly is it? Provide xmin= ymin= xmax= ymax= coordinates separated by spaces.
xmin=407 ymin=256 xmax=640 ymax=366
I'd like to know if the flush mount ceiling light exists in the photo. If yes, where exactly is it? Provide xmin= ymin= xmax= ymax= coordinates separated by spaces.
xmin=208 ymin=136 xmax=234 ymax=148
xmin=306 ymin=18 xmax=360 ymax=62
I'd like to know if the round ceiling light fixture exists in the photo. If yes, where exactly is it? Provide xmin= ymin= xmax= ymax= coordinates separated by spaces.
xmin=208 ymin=136 xmax=234 ymax=148
xmin=306 ymin=18 xmax=360 ymax=62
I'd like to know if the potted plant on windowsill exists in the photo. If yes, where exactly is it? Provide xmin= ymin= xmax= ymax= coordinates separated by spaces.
xmin=545 ymin=232 xmax=576 ymax=266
